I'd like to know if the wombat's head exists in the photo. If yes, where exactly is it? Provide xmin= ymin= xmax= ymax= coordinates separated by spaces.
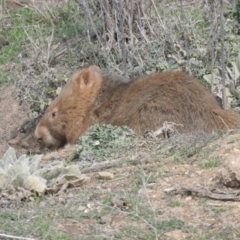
xmin=35 ymin=65 xmax=102 ymax=149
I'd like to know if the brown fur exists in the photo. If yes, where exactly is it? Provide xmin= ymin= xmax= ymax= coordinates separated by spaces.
xmin=35 ymin=65 xmax=240 ymax=149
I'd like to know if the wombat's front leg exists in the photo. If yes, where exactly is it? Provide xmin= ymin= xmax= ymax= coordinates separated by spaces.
xmin=41 ymin=144 xmax=76 ymax=162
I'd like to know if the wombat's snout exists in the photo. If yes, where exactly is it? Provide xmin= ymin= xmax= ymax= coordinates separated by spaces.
xmin=35 ymin=135 xmax=43 ymax=143
xmin=34 ymin=125 xmax=51 ymax=147
xmin=34 ymin=124 xmax=66 ymax=149
xmin=36 ymin=136 xmax=42 ymax=142
xmin=34 ymin=126 xmax=44 ymax=144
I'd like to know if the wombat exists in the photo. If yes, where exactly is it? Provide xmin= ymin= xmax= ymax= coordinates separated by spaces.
xmin=35 ymin=65 xmax=240 ymax=149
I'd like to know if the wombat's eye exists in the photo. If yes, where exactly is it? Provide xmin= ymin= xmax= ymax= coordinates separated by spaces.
xmin=52 ymin=112 xmax=57 ymax=117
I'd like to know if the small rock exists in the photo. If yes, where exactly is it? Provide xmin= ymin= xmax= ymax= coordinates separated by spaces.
xmin=185 ymin=196 xmax=192 ymax=201
xmin=97 ymin=172 xmax=114 ymax=180
xmin=58 ymin=197 xmax=66 ymax=204
xmin=220 ymin=148 xmax=240 ymax=187
xmin=39 ymin=201 xmax=46 ymax=208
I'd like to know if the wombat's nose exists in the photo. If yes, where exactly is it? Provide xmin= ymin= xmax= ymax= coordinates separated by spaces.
xmin=34 ymin=130 xmax=43 ymax=144
xmin=36 ymin=137 xmax=42 ymax=142
xmin=34 ymin=125 xmax=43 ymax=141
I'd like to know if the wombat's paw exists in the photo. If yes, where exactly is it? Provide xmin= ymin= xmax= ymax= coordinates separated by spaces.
xmin=41 ymin=144 xmax=76 ymax=161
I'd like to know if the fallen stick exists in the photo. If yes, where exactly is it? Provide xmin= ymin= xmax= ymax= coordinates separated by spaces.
xmin=0 ymin=233 xmax=36 ymax=240
xmin=165 ymin=187 xmax=240 ymax=201
xmin=81 ymin=159 xmax=124 ymax=173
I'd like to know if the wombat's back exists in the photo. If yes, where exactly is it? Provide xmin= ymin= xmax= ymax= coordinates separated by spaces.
xmin=109 ymin=71 xmax=240 ymax=134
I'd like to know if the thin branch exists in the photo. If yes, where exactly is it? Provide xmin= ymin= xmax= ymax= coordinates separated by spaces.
xmin=46 ymin=23 xmax=55 ymax=66
xmin=119 ymin=0 xmax=128 ymax=77
xmin=141 ymin=174 xmax=158 ymax=240
xmin=180 ymin=0 xmax=189 ymax=73
xmin=0 ymin=233 xmax=36 ymax=240
xmin=209 ymin=0 xmax=217 ymax=93
xmin=220 ymin=0 xmax=227 ymax=109
xmin=23 ymin=28 xmax=39 ymax=52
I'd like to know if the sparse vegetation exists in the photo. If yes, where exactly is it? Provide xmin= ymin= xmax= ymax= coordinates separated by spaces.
xmin=1 ymin=0 xmax=240 ymax=117
xmin=1 ymin=0 xmax=240 ymax=239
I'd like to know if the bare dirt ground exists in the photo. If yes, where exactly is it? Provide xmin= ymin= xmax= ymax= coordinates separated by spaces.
xmin=0 ymin=86 xmax=39 ymax=156
xmin=1 ymin=86 xmax=240 ymax=239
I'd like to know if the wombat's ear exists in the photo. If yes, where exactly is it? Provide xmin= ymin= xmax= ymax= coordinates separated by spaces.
xmin=88 ymin=65 xmax=100 ymax=72
xmin=77 ymin=69 xmax=96 ymax=89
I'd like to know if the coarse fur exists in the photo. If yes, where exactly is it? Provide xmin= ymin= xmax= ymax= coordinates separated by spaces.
xmin=35 ymin=65 xmax=240 ymax=149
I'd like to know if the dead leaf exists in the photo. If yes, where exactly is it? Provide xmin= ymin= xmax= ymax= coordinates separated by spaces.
xmin=0 ymin=174 xmax=11 ymax=190
xmin=23 ymin=175 xmax=46 ymax=193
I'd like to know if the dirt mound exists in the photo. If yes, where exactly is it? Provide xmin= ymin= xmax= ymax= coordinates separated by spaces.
xmin=0 ymin=86 xmax=39 ymax=156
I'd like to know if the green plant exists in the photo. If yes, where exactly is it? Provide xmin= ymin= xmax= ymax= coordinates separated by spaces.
xmin=0 ymin=7 xmax=49 ymax=64
xmin=0 ymin=147 xmax=87 ymax=195
xmin=76 ymin=124 xmax=136 ymax=161
xmin=156 ymin=217 xmax=184 ymax=233
xmin=201 ymin=156 xmax=222 ymax=169
xmin=203 ymin=52 xmax=240 ymax=108
xmin=0 ymin=70 xmax=10 ymax=86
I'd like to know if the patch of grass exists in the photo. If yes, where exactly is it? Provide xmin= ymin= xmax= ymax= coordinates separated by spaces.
xmin=0 ymin=212 xmax=19 ymax=221
xmin=197 ymin=149 xmax=210 ymax=159
xmin=0 ymin=44 xmax=21 ymax=64
xmin=185 ymin=226 xmax=199 ymax=234
xmin=173 ymin=151 xmax=184 ymax=163
xmin=130 ymin=168 xmax=161 ymax=190
xmin=0 ymin=8 xmax=46 ymax=64
xmin=227 ymin=136 xmax=240 ymax=144
xmin=162 ymin=170 xmax=175 ymax=178
xmin=0 ymin=1 xmax=84 ymax=65
xmin=198 ymin=198 xmax=208 ymax=205
xmin=201 ymin=156 xmax=222 ymax=169
xmin=76 ymin=124 xmax=136 ymax=161
xmin=54 ymin=2 xmax=84 ymax=40
xmin=0 ymin=69 xmax=11 ymax=86
xmin=0 ymin=207 xmax=77 ymax=239
xmin=125 ymin=214 xmax=185 ymax=239
xmin=117 ymin=225 xmax=156 ymax=240
xmin=157 ymin=217 xmax=185 ymax=233
xmin=52 ymin=234 xmax=74 ymax=240
xmin=210 ymin=206 xmax=234 ymax=215
xmin=168 ymin=201 xmax=181 ymax=208
xmin=172 ymin=148 xmax=196 ymax=163
xmin=196 ymin=226 xmax=239 ymax=240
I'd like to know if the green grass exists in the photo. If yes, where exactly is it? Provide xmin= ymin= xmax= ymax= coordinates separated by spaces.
xmin=197 ymin=149 xmax=210 ymax=159
xmin=157 ymin=217 xmax=185 ymax=233
xmin=201 ymin=156 xmax=222 ymax=169
xmin=0 ymin=69 xmax=11 ymax=86
xmin=210 ymin=206 xmax=235 ymax=215
xmin=195 ymin=226 xmax=240 ymax=240
xmin=0 ymin=208 xmax=74 ymax=240
xmin=0 ymin=8 xmax=44 ymax=64
xmin=54 ymin=2 xmax=84 ymax=40
xmin=0 ymin=1 xmax=84 ymax=65
xmin=173 ymin=151 xmax=184 ymax=163
xmin=0 ymin=211 xmax=19 ymax=221
xmin=168 ymin=201 xmax=181 ymax=208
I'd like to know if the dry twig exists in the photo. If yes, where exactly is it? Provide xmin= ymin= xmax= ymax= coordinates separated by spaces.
xmin=0 ymin=233 xmax=36 ymax=240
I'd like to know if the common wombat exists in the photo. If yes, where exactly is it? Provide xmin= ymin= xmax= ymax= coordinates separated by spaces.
xmin=35 ymin=65 xmax=240 ymax=149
